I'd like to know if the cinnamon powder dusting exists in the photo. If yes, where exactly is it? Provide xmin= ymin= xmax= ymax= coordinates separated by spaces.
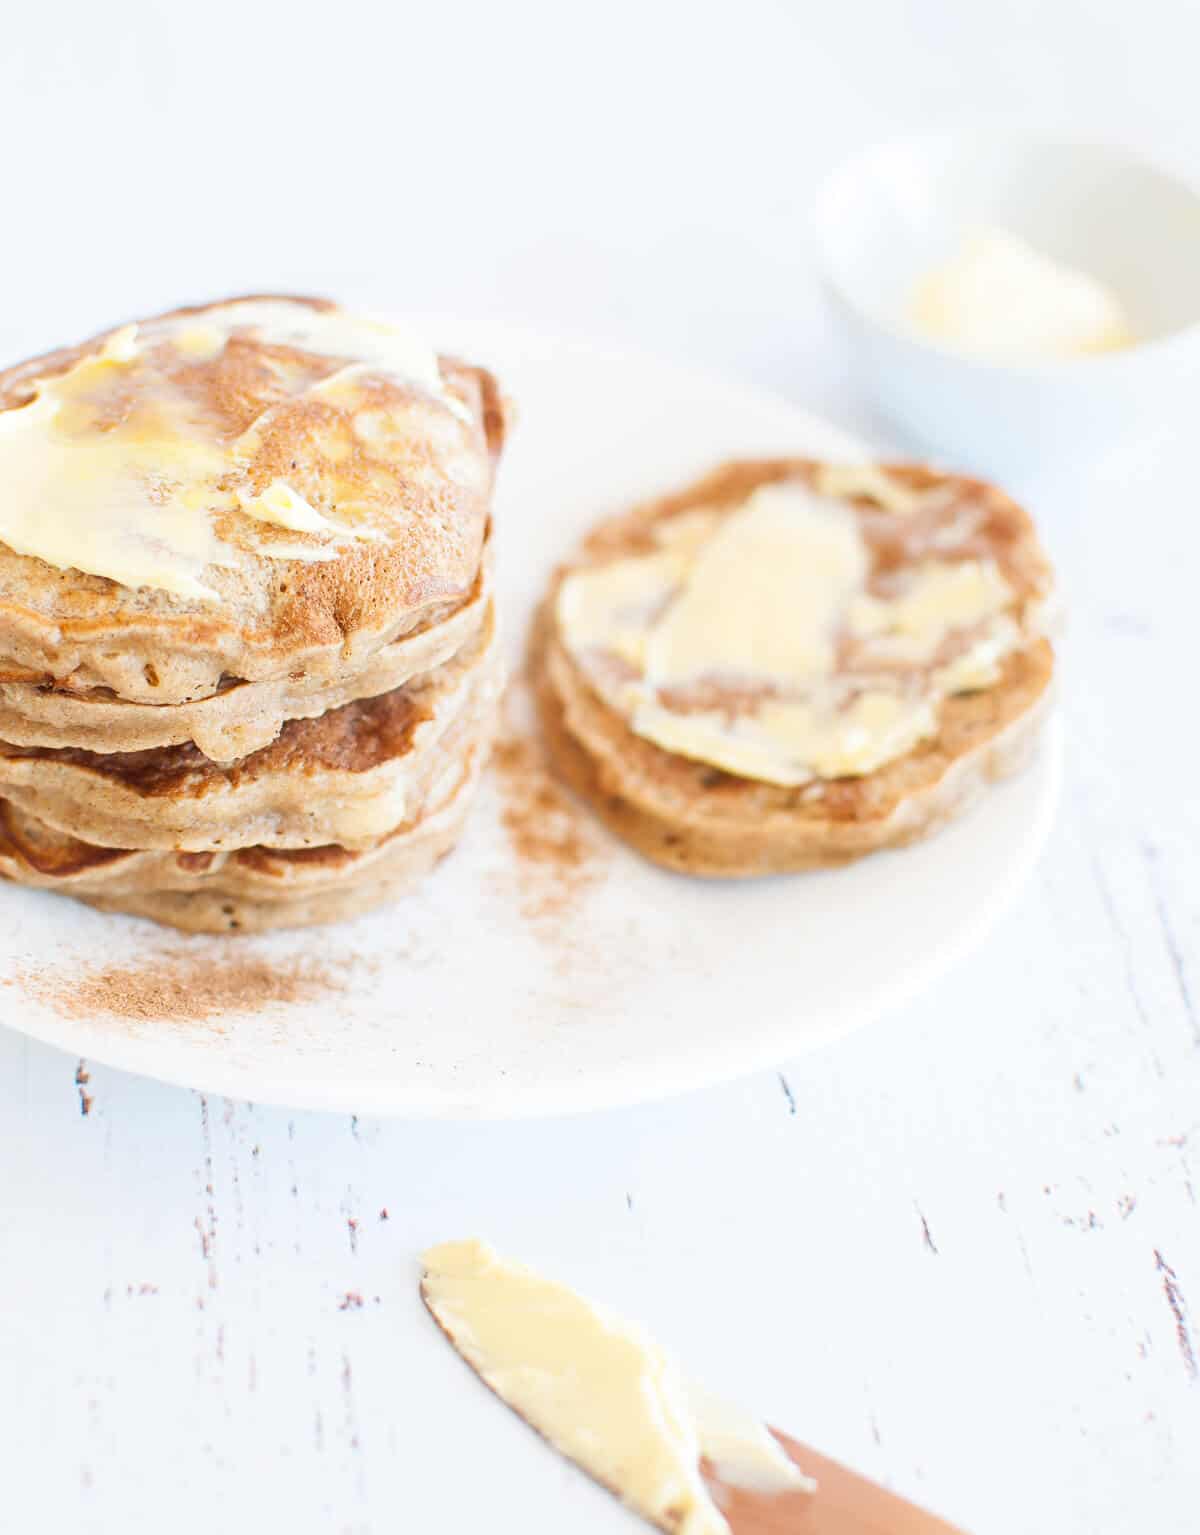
xmin=491 ymin=728 xmax=602 ymax=922
xmin=27 ymin=948 xmax=343 ymax=1024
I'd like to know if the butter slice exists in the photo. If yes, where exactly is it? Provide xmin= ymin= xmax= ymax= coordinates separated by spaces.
xmin=645 ymin=485 xmax=867 ymax=686
xmin=0 ymin=345 xmax=237 ymax=601
xmin=557 ymin=549 xmax=691 ymax=671
xmin=632 ymin=690 xmax=935 ymax=785
xmin=908 ymin=228 xmax=1134 ymax=360
xmin=171 ymin=324 xmax=226 ymax=360
xmin=752 ymin=691 xmax=936 ymax=780
xmin=101 ymin=324 xmax=141 ymax=363
xmin=421 ymin=1240 xmax=811 ymax=1535
xmin=235 ymin=479 xmax=342 ymax=537
xmin=849 ymin=559 xmax=1013 ymax=662
xmin=934 ymin=614 xmax=1022 ymax=693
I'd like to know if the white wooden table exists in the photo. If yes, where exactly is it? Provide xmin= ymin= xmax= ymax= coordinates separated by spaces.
xmin=1 ymin=3 xmax=1198 ymax=1531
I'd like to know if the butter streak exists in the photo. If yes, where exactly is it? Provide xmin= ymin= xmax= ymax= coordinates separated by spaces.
xmin=0 ymin=346 xmax=236 ymax=600
xmin=421 ymin=1240 xmax=811 ymax=1535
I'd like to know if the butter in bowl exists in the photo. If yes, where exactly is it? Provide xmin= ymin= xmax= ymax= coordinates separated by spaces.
xmin=813 ymin=134 xmax=1200 ymax=479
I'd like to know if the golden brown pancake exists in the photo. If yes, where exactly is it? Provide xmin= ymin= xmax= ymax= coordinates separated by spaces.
xmin=0 ymin=294 xmax=507 ymax=722
xmin=0 ymin=738 xmax=488 ymax=934
xmin=532 ymin=459 xmax=1055 ymax=876
xmin=0 ymin=550 xmax=493 ymax=762
xmin=0 ymin=606 xmax=499 ymax=852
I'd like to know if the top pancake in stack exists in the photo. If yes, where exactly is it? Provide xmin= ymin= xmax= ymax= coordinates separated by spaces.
xmin=0 ymin=296 xmax=507 ymax=931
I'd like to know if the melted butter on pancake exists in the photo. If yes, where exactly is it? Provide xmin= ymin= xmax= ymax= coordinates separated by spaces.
xmin=848 ymin=559 xmax=1013 ymax=660
xmin=555 ymin=548 xmax=691 ymax=671
xmin=0 ymin=299 xmax=464 ymax=601
xmin=630 ymin=689 xmax=938 ymax=784
xmin=200 ymin=298 xmax=459 ymax=414
xmin=557 ymin=473 xmax=1027 ymax=786
xmin=170 ymin=324 xmax=227 ymax=360
xmin=645 ymin=487 xmax=867 ymax=686
xmin=812 ymin=460 xmax=925 ymax=513
xmin=233 ymin=478 xmax=351 ymax=543
xmin=0 ymin=332 xmax=239 ymax=600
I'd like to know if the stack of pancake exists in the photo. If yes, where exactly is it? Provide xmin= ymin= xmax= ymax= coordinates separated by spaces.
xmin=0 ymin=296 xmax=506 ymax=932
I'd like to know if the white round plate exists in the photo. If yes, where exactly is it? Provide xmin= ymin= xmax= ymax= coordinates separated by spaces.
xmin=0 ymin=323 xmax=1060 ymax=1116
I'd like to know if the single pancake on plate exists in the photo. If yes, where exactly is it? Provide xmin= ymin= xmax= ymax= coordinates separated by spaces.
xmin=532 ymin=459 xmax=1055 ymax=876
xmin=0 ymin=294 xmax=508 ymax=931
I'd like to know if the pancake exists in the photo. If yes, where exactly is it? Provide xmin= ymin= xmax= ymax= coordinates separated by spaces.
xmin=0 ymin=295 xmax=507 ymax=717
xmin=0 ymin=546 xmax=492 ymax=762
xmin=0 ymin=738 xmax=488 ymax=935
xmin=0 ymin=604 xmax=499 ymax=852
xmin=532 ymin=459 xmax=1055 ymax=876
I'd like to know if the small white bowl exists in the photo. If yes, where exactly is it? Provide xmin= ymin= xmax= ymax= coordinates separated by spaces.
xmin=813 ymin=134 xmax=1200 ymax=479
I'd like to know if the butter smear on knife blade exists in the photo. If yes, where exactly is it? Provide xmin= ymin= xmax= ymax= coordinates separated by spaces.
xmin=421 ymin=1239 xmax=813 ymax=1534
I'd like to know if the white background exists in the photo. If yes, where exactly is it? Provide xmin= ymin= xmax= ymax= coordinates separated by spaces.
xmin=1 ymin=3 xmax=1198 ymax=1533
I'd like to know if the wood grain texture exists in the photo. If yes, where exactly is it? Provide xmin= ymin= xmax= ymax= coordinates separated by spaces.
xmin=703 ymin=1434 xmax=967 ymax=1533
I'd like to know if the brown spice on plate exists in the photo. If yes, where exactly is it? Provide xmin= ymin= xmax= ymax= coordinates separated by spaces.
xmin=28 ymin=948 xmax=342 ymax=1024
xmin=490 ymin=720 xmax=603 ymax=922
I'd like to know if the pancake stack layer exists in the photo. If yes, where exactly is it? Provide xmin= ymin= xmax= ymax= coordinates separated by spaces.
xmin=0 ymin=296 xmax=507 ymax=932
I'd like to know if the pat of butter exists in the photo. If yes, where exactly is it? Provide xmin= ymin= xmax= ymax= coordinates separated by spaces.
xmin=171 ymin=324 xmax=226 ymax=360
xmin=645 ymin=487 xmax=867 ymax=687
xmin=421 ymin=1240 xmax=812 ymax=1535
xmin=908 ymin=228 xmax=1134 ymax=360
xmin=849 ymin=559 xmax=1013 ymax=660
xmin=0 ymin=341 xmax=238 ymax=601
xmin=556 ymin=548 xmax=691 ymax=672
xmin=631 ymin=690 xmax=936 ymax=785
xmin=235 ymin=479 xmax=341 ymax=537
